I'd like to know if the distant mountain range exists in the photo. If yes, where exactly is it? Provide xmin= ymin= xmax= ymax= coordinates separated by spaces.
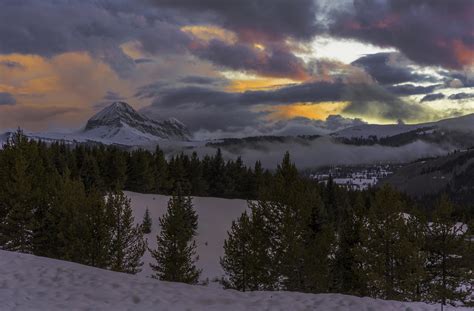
xmin=0 ymin=102 xmax=191 ymax=147
xmin=3 ymin=105 xmax=474 ymax=169
xmin=382 ymin=148 xmax=474 ymax=201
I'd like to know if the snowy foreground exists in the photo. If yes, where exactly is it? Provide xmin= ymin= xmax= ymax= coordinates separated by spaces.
xmin=1 ymin=250 xmax=469 ymax=311
xmin=126 ymin=191 xmax=249 ymax=281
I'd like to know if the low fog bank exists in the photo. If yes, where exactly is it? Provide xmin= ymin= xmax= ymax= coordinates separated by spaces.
xmin=184 ymin=137 xmax=453 ymax=169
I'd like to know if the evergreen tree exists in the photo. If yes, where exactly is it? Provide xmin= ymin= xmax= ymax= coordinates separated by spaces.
xmin=126 ymin=150 xmax=154 ymax=193
xmin=268 ymin=152 xmax=333 ymax=292
xmin=142 ymin=208 xmax=152 ymax=234
xmin=83 ymin=190 xmax=113 ymax=268
xmin=353 ymin=185 xmax=426 ymax=301
xmin=0 ymin=131 xmax=34 ymax=253
xmin=221 ymin=212 xmax=252 ymax=291
xmin=425 ymin=196 xmax=473 ymax=306
xmin=331 ymin=193 xmax=366 ymax=295
xmin=153 ymin=145 xmax=170 ymax=193
xmin=221 ymin=202 xmax=276 ymax=291
xmin=80 ymin=153 xmax=103 ymax=192
xmin=33 ymin=175 xmax=85 ymax=259
xmin=106 ymin=191 xmax=146 ymax=274
xmin=149 ymin=191 xmax=200 ymax=283
xmin=103 ymin=147 xmax=127 ymax=190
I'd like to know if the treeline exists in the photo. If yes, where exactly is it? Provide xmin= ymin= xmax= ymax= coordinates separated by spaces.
xmin=221 ymin=153 xmax=474 ymax=307
xmin=0 ymin=131 xmax=201 ymax=281
xmin=2 ymin=136 xmax=270 ymax=200
xmin=0 ymin=132 xmax=147 ymax=272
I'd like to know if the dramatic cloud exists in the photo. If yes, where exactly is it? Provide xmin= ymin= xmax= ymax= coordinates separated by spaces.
xmin=0 ymin=0 xmax=190 ymax=75
xmin=142 ymin=79 xmax=435 ymax=136
xmin=0 ymin=92 xmax=16 ymax=105
xmin=0 ymin=60 xmax=24 ymax=69
xmin=351 ymin=52 xmax=434 ymax=85
xmin=152 ymin=0 xmax=319 ymax=41
xmin=190 ymin=39 xmax=310 ymax=80
xmin=420 ymin=93 xmax=445 ymax=102
xmin=0 ymin=0 xmax=472 ymax=134
xmin=386 ymin=84 xmax=440 ymax=96
xmin=448 ymin=93 xmax=474 ymax=100
xmin=179 ymin=75 xmax=227 ymax=85
xmin=329 ymin=0 xmax=474 ymax=69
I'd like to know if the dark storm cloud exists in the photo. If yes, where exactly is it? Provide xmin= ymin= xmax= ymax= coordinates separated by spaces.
xmin=134 ymin=58 xmax=154 ymax=64
xmin=150 ymin=82 xmax=346 ymax=108
xmin=386 ymin=84 xmax=440 ymax=96
xmin=448 ymin=93 xmax=474 ymax=100
xmin=329 ymin=0 xmax=474 ymax=69
xmin=341 ymin=83 xmax=433 ymax=121
xmin=0 ymin=60 xmax=24 ymax=69
xmin=146 ymin=79 xmax=434 ymax=127
xmin=142 ymin=101 xmax=265 ymax=132
xmin=351 ymin=53 xmax=434 ymax=85
xmin=191 ymin=40 xmax=310 ymax=80
xmin=151 ymin=0 xmax=319 ymax=41
xmin=0 ymin=0 xmax=190 ymax=75
xmin=0 ymin=92 xmax=16 ymax=106
xmin=420 ymin=93 xmax=445 ymax=102
xmin=442 ymin=72 xmax=474 ymax=88
xmin=134 ymin=82 xmax=171 ymax=100
xmin=179 ymin=75 xmax=227 ymax=86
xmin=151 ymin=0 xmax=317 ymax=79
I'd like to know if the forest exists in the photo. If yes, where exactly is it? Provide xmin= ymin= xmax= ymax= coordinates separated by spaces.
xmin=0 ymin=130 xmax=473 ymax=307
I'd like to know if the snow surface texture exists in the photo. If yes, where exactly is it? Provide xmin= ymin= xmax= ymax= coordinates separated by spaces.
xmin=126 ymin=191 xmax=248 ymax=281
xmin=1 ymin=250 xmax=470 ymax=311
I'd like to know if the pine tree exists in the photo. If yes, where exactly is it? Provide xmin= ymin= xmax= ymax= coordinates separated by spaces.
xmin=33 ymin=175 xmax=85 ymax=259
xmin=142 ymin=208 xmax=152 ymax=234
xmin=425 ymin=196 xmax=473 ymax=307
xmin=221 ymin=212 xmax=253 ymax=291
xmin=80 ymin=153 xmax=103 ymax=192
xmin=43 ymin=183 xmax=111 ymax=268
xmin=353 ymin=185 xmax=426 ymax=301
xmin=0 ymin=131 xmax=34 ymax=253
xmin=331 ymin=193 xmax=366 ymax=295
xmin=153 ymin=145 xmax=170 ymax=193
xmin=106 ymin=192 xmax=146 ymax=274
xmin=221 ymin=202 xmax=276 ymax=291
xmin=126 ymin=150 xmax=154 ymax=193
xmin=149 ymin=191 xmax=200 ymax=283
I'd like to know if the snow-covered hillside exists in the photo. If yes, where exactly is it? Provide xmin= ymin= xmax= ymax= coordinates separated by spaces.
xmin=332 ymin=113 xmax=474 ymax=139
xmin=1 ymin=250 xmax=469 ymax=311
xmin=126 ymin=191 xmax=248 ymax=281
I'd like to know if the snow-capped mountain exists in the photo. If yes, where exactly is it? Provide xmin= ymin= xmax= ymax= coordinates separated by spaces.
xmin=0 ymin=102 xmax=191 ymax=148
xmin=83 ymin=102 xmax=190 ymax=142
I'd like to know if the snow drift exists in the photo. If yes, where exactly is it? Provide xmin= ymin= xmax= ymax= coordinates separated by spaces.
xmin=1 ymin=250 xmax=468 ymax=311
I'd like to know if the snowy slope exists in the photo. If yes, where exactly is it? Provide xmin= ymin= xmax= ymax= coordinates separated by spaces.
xmin=83 ymin=102 xmax=190 ymax=142
xmin=0 ymin=102 xmax=191 ymax=148
xmin=126 ymin=191 xmax=248 ymax=281
xmin=332 ymin=113 xmax=474 ymax=139
xmin=1 ymin=250 xmax=469 ymax=311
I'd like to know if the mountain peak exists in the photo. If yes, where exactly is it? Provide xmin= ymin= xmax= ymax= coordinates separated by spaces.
xmin=84 ymin=102 xmax=190 ymax=141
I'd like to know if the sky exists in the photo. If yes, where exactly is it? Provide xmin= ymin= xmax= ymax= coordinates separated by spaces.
xmin=0 ymin=0 xmax=473 ymax=138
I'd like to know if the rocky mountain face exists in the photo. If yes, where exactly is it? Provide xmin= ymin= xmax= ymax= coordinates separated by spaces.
xmin=84 ymin=102 xmax=190 ymax=142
